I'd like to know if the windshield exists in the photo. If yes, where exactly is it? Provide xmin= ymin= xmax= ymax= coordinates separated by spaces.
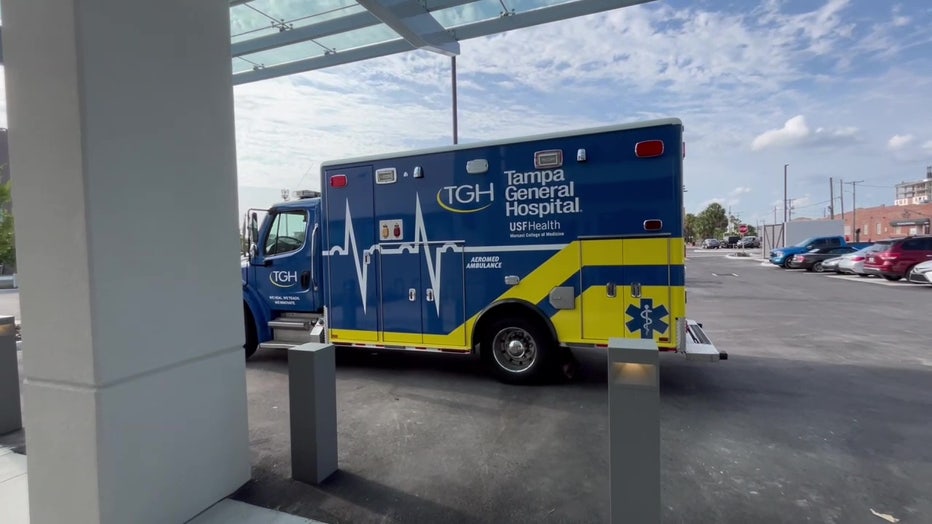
xmin=867 ymin=242 xmax=891 ymax=252
xmin=793 ymin=237 xmax=816 ymax=248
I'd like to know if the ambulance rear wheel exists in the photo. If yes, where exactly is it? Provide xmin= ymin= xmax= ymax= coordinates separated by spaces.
xmin=482 ymin=316 xmax=556 ymax=384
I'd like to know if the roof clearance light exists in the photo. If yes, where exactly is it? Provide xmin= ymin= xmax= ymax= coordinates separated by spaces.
xmin=635 ymin=140 xmax=664 ymax=158
xmin=330 ymin=174 xmax=348 ymax=188
xmin=294 ymin=189 xmax=321 ymax=199
xmin=534 ymin=149 xmax=563 ymax=169
xmin=643 ymin=219 xmax=663 ymax=231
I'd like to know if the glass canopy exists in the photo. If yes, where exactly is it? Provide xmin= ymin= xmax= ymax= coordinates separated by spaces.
xmin=230 ymin=0 xmax=654 ymax=84
xmin=0 ymin=2 xmax=654 ymax=83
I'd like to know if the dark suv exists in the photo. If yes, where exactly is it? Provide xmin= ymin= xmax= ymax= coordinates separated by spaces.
xmin=863 ymin=236 xmax=932 ymax=281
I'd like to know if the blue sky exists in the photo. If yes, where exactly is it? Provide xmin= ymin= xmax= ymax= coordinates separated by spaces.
xmin=229 ymin=0 xmax=932 ymax=225
xmin=3 ymin=1 xmax=932 ymax=226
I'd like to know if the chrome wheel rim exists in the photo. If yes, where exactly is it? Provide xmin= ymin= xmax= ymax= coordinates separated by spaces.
xmin=492 ymin=327 xmax=537 ymax=373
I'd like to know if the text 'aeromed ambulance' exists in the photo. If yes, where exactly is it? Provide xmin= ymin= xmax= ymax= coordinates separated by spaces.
xmin=242 ymin=118 xmax=724 ymax=383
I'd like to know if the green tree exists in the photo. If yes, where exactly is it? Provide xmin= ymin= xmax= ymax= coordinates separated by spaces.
xmin=0 ymin=178 xmax=14 ymax=272
xmin=684 ymin=213 xmax=697 ymax=244
xmin=695 ymin=202 xmax=729 ymax=240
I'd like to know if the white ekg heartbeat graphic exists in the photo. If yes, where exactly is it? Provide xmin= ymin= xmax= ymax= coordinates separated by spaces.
xmin=325 ymin=193 xmax=461 ymax=316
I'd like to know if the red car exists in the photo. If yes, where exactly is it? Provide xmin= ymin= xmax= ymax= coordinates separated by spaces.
xmin=863 ymin=236 xmax=932 ymax=281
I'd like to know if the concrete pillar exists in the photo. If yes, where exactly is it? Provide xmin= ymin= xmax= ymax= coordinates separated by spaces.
xmin=608 ymin=338 xmax=660 ymax=524
xmin=0 ymin=316 xmax=21 ymax=434
xmin=1 ymin=1 xmax=250 ymax=523
xmin=288 ymin=343 xmax=338 ymax=485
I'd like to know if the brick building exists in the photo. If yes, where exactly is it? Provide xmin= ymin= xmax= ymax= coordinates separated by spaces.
xmin=826 ymin=202 xmax=932 ymax=242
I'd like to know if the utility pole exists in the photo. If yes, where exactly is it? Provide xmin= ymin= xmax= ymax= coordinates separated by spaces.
xmin=783 ymin=164 xmax=789 ymax=224
xmin=451 ymin=56 xmax=458 ymax=144
xmin=829 ymin=177 xmax=835 ymax=219
xmin=846 ymin=180 xmax=864 ymax=241
xmin=773 ymin=206 xmax=777 ymax=224
xmin=839 ymin=178 xmax=845 ymax=220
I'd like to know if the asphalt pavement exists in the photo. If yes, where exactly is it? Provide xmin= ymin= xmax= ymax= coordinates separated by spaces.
xmin=234 ymin=251 xmax=932 ymax=524
xmin=3 ymin=254 xmax=930 ymax=523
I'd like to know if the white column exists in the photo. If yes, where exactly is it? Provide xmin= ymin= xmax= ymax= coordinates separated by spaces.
xmin=1 ymin=1 xmax=250 ymax=523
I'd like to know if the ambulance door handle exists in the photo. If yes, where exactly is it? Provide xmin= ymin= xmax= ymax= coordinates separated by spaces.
xmin=631 ymin=282 xmax=642 ymax=298
xmin=606 ymin=282 xmax=616 ymax=298
xmin=408 ymin=288 xmax=416 ymax=302
xmin=426 ymin=289 xmax=435 ymax=302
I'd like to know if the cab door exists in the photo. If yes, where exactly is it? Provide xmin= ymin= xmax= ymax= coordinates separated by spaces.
xmin=252 ymin=209 xmax=315 ymax=313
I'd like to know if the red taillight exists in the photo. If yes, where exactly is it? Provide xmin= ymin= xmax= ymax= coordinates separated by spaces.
xmin=635 ymin=140 xmax=664 ymax=158
xmin=880 ymin=253 xmax=899 ymax=261
xmin=643 ymin=219 xmax=663 ymax=231
xmin=852 ymin=256 xmax=865 ymax=262
xmin=330 ymin=174 xmax=347 ymax=188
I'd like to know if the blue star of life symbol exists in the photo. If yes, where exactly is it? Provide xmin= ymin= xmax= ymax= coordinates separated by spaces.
xmin=625 ymin=298 xmax=669 ymax=339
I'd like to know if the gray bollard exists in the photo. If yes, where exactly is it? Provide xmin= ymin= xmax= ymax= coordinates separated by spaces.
xmin=0 ymin=316 xmax=22 ymax=435
xmin=288 ymin=342 xmax=338 ymax=484
xmin=608 ymin=337 xmax=660 ymax=524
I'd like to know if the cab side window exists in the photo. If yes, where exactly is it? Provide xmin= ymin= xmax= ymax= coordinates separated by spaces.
xmin=264 ymin=211 xmax=307 ymax=256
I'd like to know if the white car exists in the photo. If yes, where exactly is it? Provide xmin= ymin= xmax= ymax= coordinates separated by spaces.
xmin=837 ymin=243 xmax=891 ymax=276
xmin=906 ymin=260 xmax=932 ymax=285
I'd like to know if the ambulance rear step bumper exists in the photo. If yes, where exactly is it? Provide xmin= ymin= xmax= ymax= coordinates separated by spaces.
xmin=683 ymin=319 xmax=727 ymax=361
xmin=258 ymin=341 xmax=297 ymax=350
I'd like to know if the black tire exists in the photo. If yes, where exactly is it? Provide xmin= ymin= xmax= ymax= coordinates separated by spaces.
xmin=782 ymin=258 xmax=793 ymax=269
xmin=812 ymin=262 xmax=824 ymax=273
xmin=244 ymin=305 xmax=258 ymax=359
xmin=883 ymin=275 xmax=902 ymax=281
xmin=857 ymin=273 xmax=869 ymax=278
xmin=481 ymin=315 xmax=556 ymax=384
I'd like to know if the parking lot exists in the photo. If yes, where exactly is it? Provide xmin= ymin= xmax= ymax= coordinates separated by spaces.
xmin=226 ymin=251 xmax=932 ymax=523
xmin=3 ymin=252 xmax=930 ymax=523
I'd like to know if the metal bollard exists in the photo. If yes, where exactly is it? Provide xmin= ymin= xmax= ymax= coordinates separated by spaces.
xmin=608 ymin=337 xmax=660 ymax=524
xmin=288 ymin=343 xmax=338 ymax=484
xmin=0 ymin=316 xmax=22 ymax=435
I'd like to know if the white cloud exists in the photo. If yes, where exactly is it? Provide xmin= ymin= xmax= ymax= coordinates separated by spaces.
xmin=751 ymin=116 xmax=860 ymax=151
xmin=729 ymin=187 xmax=752 ymax=197
xmin=751 ymin=116 xmax=811 ymax=150
xmin=887 ymin=134 xmax=915 ymax=151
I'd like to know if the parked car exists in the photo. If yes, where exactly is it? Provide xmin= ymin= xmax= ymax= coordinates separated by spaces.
xmin=701 ymin=238 xmax=721 ymax=249
xmin=721 ymin=235 xmax=741 ymax=248
xmin=821 ymin=255 xmax=844 ymax=272
xmin=837 ymin=242 xmax=891 ymax=276
xmin=906 ymin=260 xmax=932 ymax=285
xmin=863 ymin=236 xmax=932 ymax=281
xmin=736 ymin=236 xmax=760 ymax=248
xmin=769 ymin=235 xmax=848 ymax=268
xmin=787 ymin=246 xmax=858 ymax=272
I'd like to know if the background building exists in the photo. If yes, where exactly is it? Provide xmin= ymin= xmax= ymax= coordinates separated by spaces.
xmin=894 ymin=166 xmax=932 ymax=206
xmin=839 ymin=203 xmax=931 ymax=240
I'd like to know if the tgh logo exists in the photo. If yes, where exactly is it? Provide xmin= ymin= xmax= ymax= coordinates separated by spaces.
xmin=436 ymin=183 xmax=494 ymax=213
xmin=270 ymin=270 xmax=299 ymax=288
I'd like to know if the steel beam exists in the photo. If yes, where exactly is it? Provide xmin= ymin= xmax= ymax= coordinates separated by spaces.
xmin=231 ymin=0 xmax=475 ymax=58
xmin=356 ymin=0 xmax=459 ymax=56
xmin=234 ymin=38 xmax=414 ymax=85
xmin=451 ymin=0 xmax=654 ymax=40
